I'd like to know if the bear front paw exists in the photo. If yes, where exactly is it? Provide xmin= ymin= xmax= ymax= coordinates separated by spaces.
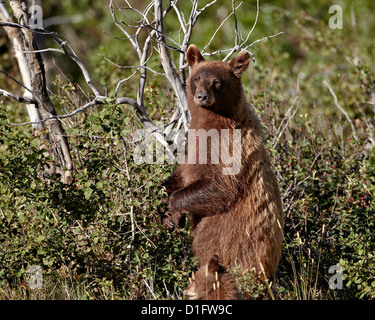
xmin=162 ymin=212 xmax=175 ymax=229
xmin=162 ymin=211 xmax=186 ymax=229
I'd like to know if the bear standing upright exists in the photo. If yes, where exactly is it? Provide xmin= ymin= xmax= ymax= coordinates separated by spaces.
xmin=162 ymin=44 xmax=284 ymax=284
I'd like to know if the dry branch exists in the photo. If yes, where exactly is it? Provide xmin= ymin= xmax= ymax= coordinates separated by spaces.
xmin=1 ymin=0 xmax=285 ymax=176
xmin=2 ymin=0 xmax=73 ymax=182
xmin=323 ymin=80 xmax=359 ymax=143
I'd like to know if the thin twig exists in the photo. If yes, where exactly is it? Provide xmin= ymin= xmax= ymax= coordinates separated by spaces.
xmin=243 ymin=32 xmax=284 ymax=51
xmin=0 ymin=70 xmax=33 ymax=93
xmin=242 ymin=0 xmax=260 ymax=45
xmin=97 ymin=53 xmax=165 ymax=76
xmin=272 ymin=95 xmax=300 ymax=149
xmin=323 ymin=80 xmax=359 ymax=143
xmin=129 ymin=118 xmax=178 ymax=144
xmin=201 ymin=1 xmax=242 ymax=54
xmin=8 ymin=99 xmax=100 ymax=126
xmin=232 ymin=0 xmax=241 ymax=49
xmin=16 ymin=47 xmax=64 ymax=54
xmin=143 ymin=279 xmax=157 ymax=299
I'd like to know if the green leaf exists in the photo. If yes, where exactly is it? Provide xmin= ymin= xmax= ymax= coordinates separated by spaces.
xmin=92 ymin=124 xmax=102 ymax=133
xmin=84 ymin=188 xmax=93 ymax=200
xmin=96 ymin=181 xmax=103 ymax=189
xmin=18 ymin=213 xmax=25 ymax=223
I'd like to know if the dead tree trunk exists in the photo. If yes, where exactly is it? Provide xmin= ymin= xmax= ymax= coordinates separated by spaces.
xmin=8 ymin=0 xmax=73 ymax=183
xmin=0 ymin=2 xmax=42 ymax=129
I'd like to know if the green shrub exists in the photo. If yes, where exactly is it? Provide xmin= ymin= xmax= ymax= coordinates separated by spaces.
xmin=0 ymin=100 xmax=195 ymax=299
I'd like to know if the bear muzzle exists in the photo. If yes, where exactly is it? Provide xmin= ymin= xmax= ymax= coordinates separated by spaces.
xmin=194 ymin=91 xmax=215 ymax=107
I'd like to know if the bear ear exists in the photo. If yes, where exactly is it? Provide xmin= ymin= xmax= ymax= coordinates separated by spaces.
xmin=229 ymin=50 xmax=250 ymax=78
xmin=187 ymin=44 xmax=205 ymax=68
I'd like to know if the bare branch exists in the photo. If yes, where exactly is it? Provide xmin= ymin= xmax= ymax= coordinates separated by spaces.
xmin=2 ymin=0 xmax=284 ymax=167
xmin=57 ymin=41 xmax=102 ymax=97
xmin=172 ymin=1 xmax=187 ymax=35
xmin=0 ymin=20 xmax=58 ymax=36
xmin=43 ymin=11 xmax=95 ymax=28
xmin=232 ymin=0 xmax=241 ymax=49
xmin=242 ymin=0 xmax=259 ymax=45
xmin=196 ymin=0 xmax=283 ymax=63
xmin=0 ymin=19 xmax=102 ymax=97
xmin=191 ymin=0 xmax=218 ymax=25
xmin=323 ymin=80 xmax=359 ymax=143
xmin=164 ymin=108 xmax=181 ymax=137
xmin=116 ymin=96 xmax=177 ymax=154
xmin=0 ymin=89 xmax=37 ymax=104
xmin=16 ymin=47 xmax=65 ymax=54
xmin=221 ymin=0 xmax=247 ymax=61
xmin=109 ymin=0 xmax=140 ymax=55
xmin=243 ymin=32 xmax=284 ymax=51
xmin=7 ymin=95 xmax=167 ymax=133
xmin=0 ymin=70 xmax=33 ymax=94
xmin=114 ymin=69 xmax=140 ymax=98
xmin=272 ymin=95 xmax=300 ymax=149
xmin=97 ymin=53 xmax=165 ymax=76
xmin=154 ymin=0 xmax=189 ymax=130
xmin=130 ymin=118 xmax=179 ymax=145
xmin=202 ymin=48 xmax=233 ymax=57
xmin=8 ymin=99 xmax=100 ymax=126
xmin=201 ymin=1 xmax=242 ymax=54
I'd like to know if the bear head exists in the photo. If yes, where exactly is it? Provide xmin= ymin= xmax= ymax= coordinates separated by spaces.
xmin=186 ymin=44 xmax=250 ymax=117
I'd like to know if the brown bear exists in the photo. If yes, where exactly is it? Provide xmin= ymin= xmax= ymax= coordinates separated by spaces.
xmin=162 ymin=44 xmax=284 ymax=289
xmin=184 ymin=255 xmax=241 ymax=300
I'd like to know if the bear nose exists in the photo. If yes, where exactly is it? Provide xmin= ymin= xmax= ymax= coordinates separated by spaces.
xmin=196 ymin=92 xmax=208 ymax=103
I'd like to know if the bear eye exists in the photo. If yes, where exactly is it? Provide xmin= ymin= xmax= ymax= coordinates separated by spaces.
xmin=214 ymin=80 xmax=221 ymax=90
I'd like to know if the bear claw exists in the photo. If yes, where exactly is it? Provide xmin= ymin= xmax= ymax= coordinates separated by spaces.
xmin=162 ymin=211 xmax=185 ymax=229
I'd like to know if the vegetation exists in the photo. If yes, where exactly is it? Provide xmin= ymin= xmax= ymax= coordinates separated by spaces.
xmin=0 ymin=0 xmax=374 ymax=299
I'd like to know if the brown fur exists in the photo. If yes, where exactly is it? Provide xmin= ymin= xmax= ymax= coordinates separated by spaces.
xmin=184 ymin=255 xmax=241 ymax=300
xmin=162 ymin=44 xmax=284 ymax=286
